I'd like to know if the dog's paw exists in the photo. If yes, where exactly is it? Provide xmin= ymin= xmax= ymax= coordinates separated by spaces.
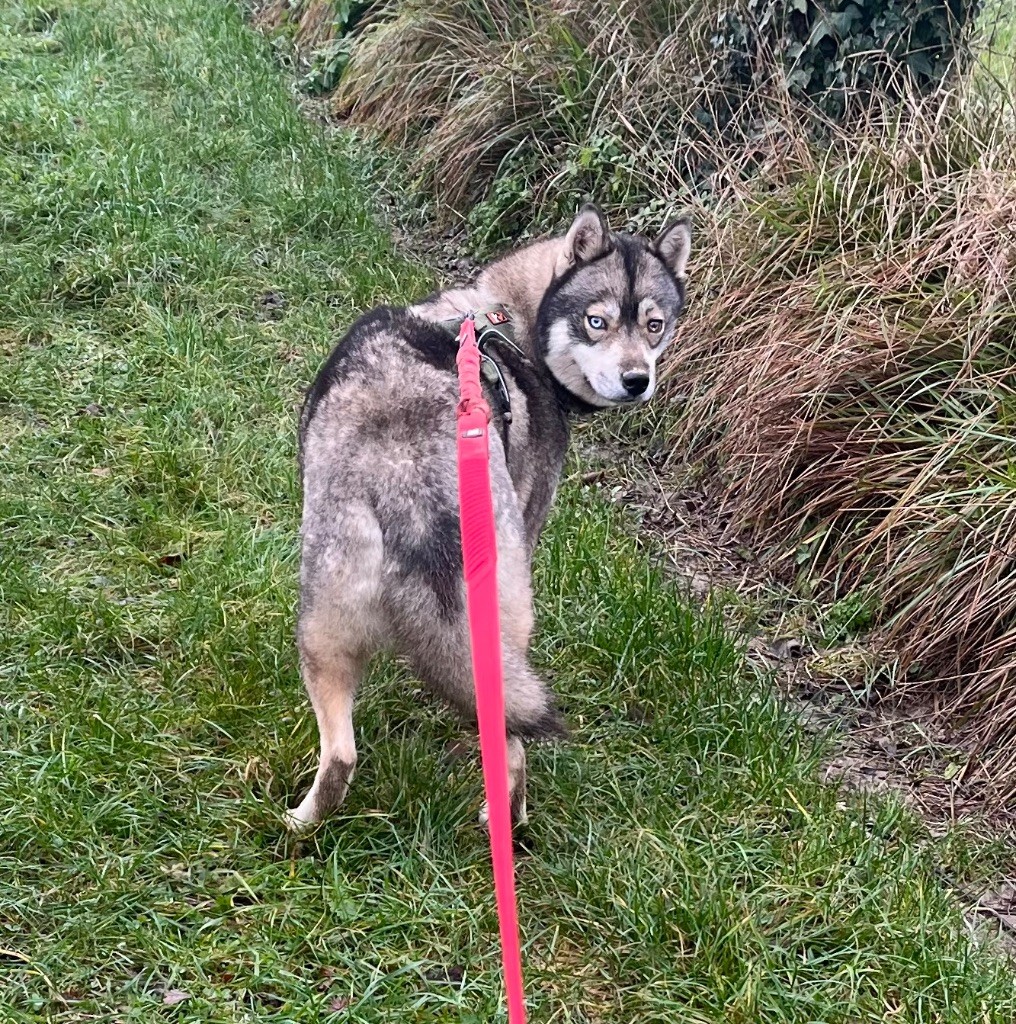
xmin=283 ymin=801 xmax=318 ymax=834
xmin=478 ymin=798 xmax=528 ymax=829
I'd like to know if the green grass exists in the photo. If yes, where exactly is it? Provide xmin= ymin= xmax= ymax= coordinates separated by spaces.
xmin=1 ymin=0 xmax=1015 ymax=1021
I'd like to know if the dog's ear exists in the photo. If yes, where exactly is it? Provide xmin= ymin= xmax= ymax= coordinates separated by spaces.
xmin=563 ymin=204 xmax=611 ymax=265
xmin=654 ymin=215 xmax=692 ymax=279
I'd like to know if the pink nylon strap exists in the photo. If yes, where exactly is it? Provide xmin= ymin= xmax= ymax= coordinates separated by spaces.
xmin=455 ymin=314 xmax=527 ymax=1024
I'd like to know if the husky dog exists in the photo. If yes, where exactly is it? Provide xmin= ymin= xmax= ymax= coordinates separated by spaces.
xmin=286 ymin=204 xmax=691 ymax=830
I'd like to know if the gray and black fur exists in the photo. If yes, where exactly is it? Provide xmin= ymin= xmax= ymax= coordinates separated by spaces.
xmin=286 ymin=205 xmax=691 ymax=830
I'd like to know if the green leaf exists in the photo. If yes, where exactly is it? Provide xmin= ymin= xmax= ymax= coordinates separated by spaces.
xmin=907 ymin=50 xmax=935 ymax=77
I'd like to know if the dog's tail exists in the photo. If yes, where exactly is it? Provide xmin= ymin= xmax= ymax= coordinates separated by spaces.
xmin=502 ymin=654 xmax=568 ymax=740
xmin=508 ymin=701 xmax=568 ymax=740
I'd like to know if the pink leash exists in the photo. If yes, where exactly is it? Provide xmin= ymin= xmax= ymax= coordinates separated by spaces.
xmin=455 ymin=313 xmax=527 ymax=1024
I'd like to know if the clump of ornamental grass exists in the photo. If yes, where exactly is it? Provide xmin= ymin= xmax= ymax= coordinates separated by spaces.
xmin=334 ymin=0 xmax=979 ymax=244
xmin=667 ymin=76 xmax=1016 ymax=790
xmin=333 ymin=0 xmax=805 ymax=239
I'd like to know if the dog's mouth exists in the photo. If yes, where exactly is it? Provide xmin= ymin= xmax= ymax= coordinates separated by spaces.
xmin=584 ymin=379 xmax=627 ymax=407
xmin=587 ymin=375 xmax=653 ymax=406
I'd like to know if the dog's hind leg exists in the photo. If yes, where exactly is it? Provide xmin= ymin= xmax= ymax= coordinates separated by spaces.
xmin=486 ymin=645 xmax=566 ymax=828
xmin=477 ymin=734 xmax=528 ymax=828
xmin=286 ymin=503 xmax=382 ymax=832
xmin=408 ymin=621 xmax=564 ymax=828
xmin=491 ymin=543 xmax=566 ymax=826
xmin=284 ymin=634 xmax=364 ymax=832
xmin=392 ymin=485 xmax=564 ymax=826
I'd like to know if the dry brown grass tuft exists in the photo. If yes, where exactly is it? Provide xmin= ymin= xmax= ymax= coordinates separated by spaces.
xmin=334 ymin=0 xmax=979 ymax=237
xmin=669 ymin=81 xmax=1016 ymax=788
xmin=336 ymin=0 xmax=736 ymax=226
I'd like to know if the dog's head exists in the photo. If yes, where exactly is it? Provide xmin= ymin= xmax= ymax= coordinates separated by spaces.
xmin=537 ymin=204 xmax=690 ymax=408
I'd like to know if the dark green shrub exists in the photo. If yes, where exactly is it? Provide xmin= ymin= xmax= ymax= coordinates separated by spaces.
xmin=721 ymin=0 xmax=981 ymax=119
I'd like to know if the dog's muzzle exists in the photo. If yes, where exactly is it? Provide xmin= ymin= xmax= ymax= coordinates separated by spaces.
xmin=621 ymin=371 xmax=651 ymax=397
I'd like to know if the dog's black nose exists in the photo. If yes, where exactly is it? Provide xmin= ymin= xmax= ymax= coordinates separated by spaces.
xmin=621 ymin=371 xmax=650 ymax=397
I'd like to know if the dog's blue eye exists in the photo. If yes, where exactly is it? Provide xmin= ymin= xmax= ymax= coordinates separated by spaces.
xmin=586 ymin=315 xmax=606 ymax=330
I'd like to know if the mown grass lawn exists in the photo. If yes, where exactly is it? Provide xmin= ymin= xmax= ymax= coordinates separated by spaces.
xmin=1 ymin=1 xmax=1015 ymax=1021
